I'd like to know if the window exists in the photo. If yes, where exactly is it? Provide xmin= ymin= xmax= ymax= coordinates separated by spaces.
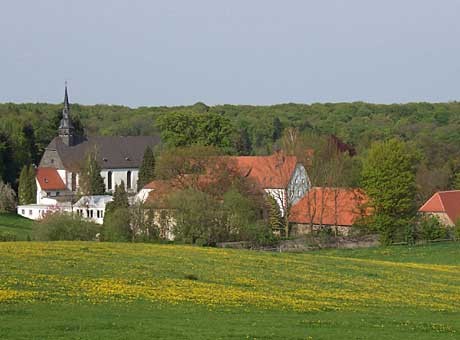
xmin=21 ymin=209 xmax=25 ymax=215
xmin=29 ymin=210 xmax=32 ymax=216
xmin=108 ymin=171 xmax=113 ymax=190
xmin=56 ymin=192 xmax=60 ymax=196
xmin=127 ymin=171 xmax=132 ymax=190
xmin=46 ymin=192 xmax=51 ymax=196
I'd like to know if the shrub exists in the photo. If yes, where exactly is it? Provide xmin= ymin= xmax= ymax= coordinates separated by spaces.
xmin=0 ymin=231 xmax=17 ymax=242
xmin=239 ymin=221 xmax=277 ymax=247
xmin=102 ymin=208 xmax=131 ymax=242
xmin=130 ymin=204 xmax=160 ymax=243
xmin=417 ymin=215 xmax=447 ymax=241
xmin=168 ymin=189 xmax=222 ymax=245
xmin=451 ymin=220 xmax=460 ymax=242
xmin=0 ymin=181 xmax=16 ymax=213
xmin=33 ymin=212 xmax=101 ymax=241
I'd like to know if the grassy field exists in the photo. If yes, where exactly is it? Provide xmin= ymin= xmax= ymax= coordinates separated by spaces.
xmin=0 ymin=213 xmax=33 ymax=240
xmin=0 ymin=241 xmax=459 ymax=339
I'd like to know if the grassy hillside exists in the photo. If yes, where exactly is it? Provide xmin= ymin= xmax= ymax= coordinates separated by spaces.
xmin=0 ymin=242 xmax=459 ymax=339
xmin=0 ymin=214 xmax=33 ymax=240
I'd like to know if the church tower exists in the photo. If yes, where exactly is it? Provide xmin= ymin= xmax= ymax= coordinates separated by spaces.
xmin=58 ymin=85 xmax=75 ymax=146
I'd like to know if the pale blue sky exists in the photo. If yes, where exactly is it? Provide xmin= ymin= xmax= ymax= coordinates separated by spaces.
xmin=1 ymin=0 xmax=459 ymax=107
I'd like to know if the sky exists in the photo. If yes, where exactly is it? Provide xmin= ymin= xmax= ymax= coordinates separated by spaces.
xmin=1 ymin=0 xmax=459 ymax=107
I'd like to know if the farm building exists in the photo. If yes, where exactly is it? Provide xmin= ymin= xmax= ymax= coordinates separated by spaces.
xmin=418 ymin=190 xmax=460 ymax=226
xmin=289 ymin=187 xmax=369 ymax=235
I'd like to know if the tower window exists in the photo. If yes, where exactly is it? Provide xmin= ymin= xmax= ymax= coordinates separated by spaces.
xmin=108 ymin=171 xmax=113 ymax=190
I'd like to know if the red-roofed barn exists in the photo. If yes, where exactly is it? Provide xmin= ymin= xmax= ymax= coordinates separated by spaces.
xmin=289 ymin=187 xmax=369 ymax=235
xmin=419 ymin=190 xmax=460 ymax=226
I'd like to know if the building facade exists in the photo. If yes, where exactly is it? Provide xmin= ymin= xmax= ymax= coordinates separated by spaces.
xmin=17 ymin=86 xmax=161 ymax=223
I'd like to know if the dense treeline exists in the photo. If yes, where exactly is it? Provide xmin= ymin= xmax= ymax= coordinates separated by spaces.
xmin=1 ymin=100 xmax=460 ymax=201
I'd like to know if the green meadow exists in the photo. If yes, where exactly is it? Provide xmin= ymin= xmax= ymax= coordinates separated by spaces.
xmin=0 ymin=214 xmax=33 ymax=241
xmin=0 ymin=237 xmax=459 ymax=339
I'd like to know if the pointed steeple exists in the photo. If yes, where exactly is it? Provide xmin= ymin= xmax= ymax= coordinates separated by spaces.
xmin=59 ymin=83 xmax=75 ymax=146
xmin=63 ymin=83 xmax=70 ymax=115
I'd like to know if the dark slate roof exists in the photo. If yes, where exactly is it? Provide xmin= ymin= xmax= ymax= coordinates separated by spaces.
xmin=48 ymin=135 xmax=161 ymax=171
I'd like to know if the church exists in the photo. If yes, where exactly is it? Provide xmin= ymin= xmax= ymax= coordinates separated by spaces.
xmin=17 ymin=86 xmax=160 ymax=223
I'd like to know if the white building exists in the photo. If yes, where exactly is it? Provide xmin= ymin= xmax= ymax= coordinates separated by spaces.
xmin=17 ymin=86 xmax=160 ymax=224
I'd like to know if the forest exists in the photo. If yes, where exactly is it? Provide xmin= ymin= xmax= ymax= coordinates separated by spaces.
xmin=1 ymin=100 xmax=460 ymax=206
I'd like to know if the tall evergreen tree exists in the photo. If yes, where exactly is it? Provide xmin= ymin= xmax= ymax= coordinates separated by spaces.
xmin=78 ymin=149 xmax=105 ymax=196
xmin=27 ymin=165 xmax=37 ymax=202
xmin=112 ymin=181 xmax=129 ymax=210
xmin=137 ymin=146 xmax=155 ymax=190
xmin=18 ymin=165 xmax=36 ymax=204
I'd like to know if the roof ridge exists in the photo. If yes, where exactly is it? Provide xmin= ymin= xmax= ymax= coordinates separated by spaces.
xmin=438 ymin=194 xmax=447 ymax=212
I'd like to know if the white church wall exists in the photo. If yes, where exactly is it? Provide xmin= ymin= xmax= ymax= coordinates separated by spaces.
xmin=57 ymin=169 xmax=67 ymax=187
xmin=101 ymin=168 xmax=139 ymax=193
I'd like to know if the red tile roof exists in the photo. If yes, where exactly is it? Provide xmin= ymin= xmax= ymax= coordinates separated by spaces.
xmin=289 ymin=187 xmax=369 ymax=226
xmin=144 ymin=153 xmax=300 ymax=193
xmin=419 ymin=190 xmax=460 ymax=225
xmin=36 ymin=167 xmax=67 ymax=190
xmin=229 ymin=153 xmax=298 ymax=189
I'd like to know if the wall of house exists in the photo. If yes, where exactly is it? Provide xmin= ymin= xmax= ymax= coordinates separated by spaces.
xmin=135 ymin=188 xmax=153 ymax=203
xmin=39 ymin=148 xmax=64 ymax=169
xmin=423 ymin=212 xmax=454 ymax=226
xmin=17 ymin=204 xmax=107 ymax=225
xmin=153 ymin=210 xmax=176 ymax=240
xmin=17 ymin=204 xmax=70 ymax=220
xmin=264 ymin=164 xmax=310 ymax=217
xmin=74 ymin=208 xmax=105 ymax=224
xmin=288 ymin=164 xmax=310 ymax=205
xmin=36 ymin=182 xmax=64 ymax=205
xmin=101 ymin=168 xmax=139 ymax=193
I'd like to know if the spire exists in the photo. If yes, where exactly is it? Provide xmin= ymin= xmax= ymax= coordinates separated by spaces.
xmin=59 ymin=82 xmax=73 ymax=129
xmin=63 ymin=82 xmax=70 ymax=115
xmin=59 ymin=83 xmax=75 ymax=146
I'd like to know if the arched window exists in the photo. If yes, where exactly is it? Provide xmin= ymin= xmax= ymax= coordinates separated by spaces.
xmin=108 ymin=171 xmax=113 ymax=190
xmin=71 ymin=173 xmax=77 ymax=191
xmin=127 ymin=171 xmax=132 ymax=190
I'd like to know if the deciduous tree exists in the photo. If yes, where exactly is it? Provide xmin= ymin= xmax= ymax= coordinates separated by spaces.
xmin=362 ymin=139 xmax=420 ymax=244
